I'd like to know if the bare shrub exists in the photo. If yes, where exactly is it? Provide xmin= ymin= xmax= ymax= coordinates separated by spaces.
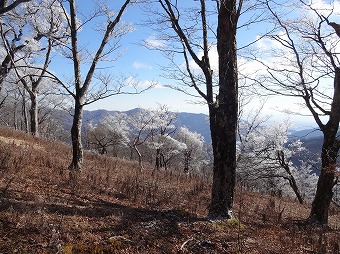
xmin=0 ymin=126 xmax=339 ymax=253
xmin=0 ymin=143 xmax=30 ymax=195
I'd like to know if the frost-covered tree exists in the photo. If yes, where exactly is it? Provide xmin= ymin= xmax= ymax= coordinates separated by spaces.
xmin=237 ymin=118 xmax=318 ymax=203
xmin=0 ymin=0 xmax=68 ymax=86
xmin=86 ymin=113 xmax=129 ymax=156
xmin=127 ymin=106 xmax=177 ymax=170
xmin=0 ymin=0 xmax=69 ymax=136
xmin=147 ymin=135 xmax=186 ymax=171
xmin=148 ymin=105 xmax=177 ymax=170
xmin=127 ymin=109 xmax=154 ymax=169
xmin=0 ymin=86 xmax=27 ymax=129
xmin=175 ymin=126 xmax=207 ymax=173
xmin=248 ymin=0 xmax=340 ymax=224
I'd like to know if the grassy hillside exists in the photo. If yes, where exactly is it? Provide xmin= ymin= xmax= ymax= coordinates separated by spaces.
xmin=0 ymin=127 xmax=339 ymax=253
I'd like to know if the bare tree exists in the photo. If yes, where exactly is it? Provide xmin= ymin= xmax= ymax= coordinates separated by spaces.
xmin=308 ymin=12 xmax=340 ymax=225
xmin=250 ymin=0 xmax=340 ymax=224
xmin=146 ymin=0 xmax=249 ymax=219
xmin=58 ymin=0 xmax=151 ymax=175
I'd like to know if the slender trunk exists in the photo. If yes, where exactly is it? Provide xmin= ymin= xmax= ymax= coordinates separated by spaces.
xmin=288 ymin=176 xmax=304 ymax=205
xmin=19 ymin=77 xmax=39 ymax=136
xmin=207 ymin=0 xmax=238 ymax=219
xmin=133 ymin=144 xmax=143 ymax=171
xmin=277 ymin=151 xmax=304 ymax=204
xmin=66 ymin=0 xmax=131 ymax=175
xmin=0 ymin=52 xmax=13 ymax=88
xmin=29 ymin=90 xmax=38 ymax=136
xmin=13 ymin=101 xmax=17 ymax=130
xmin=309 ymin=67 xmax=340 ymax=224
xmin=161 ymin=153 xmax=167 ymax=170
xmin=129 ymin=145 xmax=133 ymax=160
xmin=69 ymin=100 xmax=84 ymax=171
xmin=155 ymin=148 xmax=160 ymax=170
xmin=183 ymin=150 xmax=191 ymax=172
xmin=21 ymin=89 xmax=29 ymax=133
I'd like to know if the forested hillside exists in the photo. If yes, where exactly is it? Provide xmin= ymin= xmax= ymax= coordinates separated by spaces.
xmin=0 ymin=127 xmax=339 ymax=253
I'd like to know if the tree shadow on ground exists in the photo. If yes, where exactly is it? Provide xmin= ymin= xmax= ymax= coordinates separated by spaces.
xmin=0 ymin=189 xmax=206 ymax=239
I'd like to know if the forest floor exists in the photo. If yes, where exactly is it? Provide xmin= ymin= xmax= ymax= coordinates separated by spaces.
xmin=0 ymin=127 xmax=339 ymax=254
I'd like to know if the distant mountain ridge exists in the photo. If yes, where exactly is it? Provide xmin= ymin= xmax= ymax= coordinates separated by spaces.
xmin=288 ymin=128 xmax=322 ymax=140
xmin=79 ymin=108 xmax=211 ymax=142
xmin=55 ymin=108 xmax=330 ymax=175
xmin=59 ymin=108 xmax=325 ymax=146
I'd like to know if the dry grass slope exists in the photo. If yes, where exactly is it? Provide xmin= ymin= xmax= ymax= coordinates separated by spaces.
xmin=0 ymin=127 xmax=339 ymax=253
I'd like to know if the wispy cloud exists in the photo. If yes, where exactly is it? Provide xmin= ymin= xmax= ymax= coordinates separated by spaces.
xmin=307 ymin=0 xmax=340 ymax=16
xmin=132 ymin=61 xmax=152 ymax=70
xmin=125 ymin=76 xmax=164 ymax=89
xmin=145 ymin=35 xmax=166 ymax=49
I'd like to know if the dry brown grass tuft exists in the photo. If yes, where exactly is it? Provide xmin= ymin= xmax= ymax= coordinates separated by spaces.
xmin=0 ymin=126 xmax=339 ymax=253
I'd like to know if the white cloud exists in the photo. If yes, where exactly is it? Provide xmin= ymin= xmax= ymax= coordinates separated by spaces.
xmin=185 ymin=45 xmax=219 ymax=74
xmin=145 ymin=35 xmax=166 ymax=49
xmin=141 ymin=79 xmax=164 ymax=88
xmin=255 ymin=31 xmax=290 ymax=51
xmin=238 ymin=56 xmax=267 ymax=77
xmin=132 ymin=61 xmax=152 ymax=70
xmin=125 ymin=76 xmax=164 ymax=89
xmin=306 ymin=0 xmax=340 ymax=16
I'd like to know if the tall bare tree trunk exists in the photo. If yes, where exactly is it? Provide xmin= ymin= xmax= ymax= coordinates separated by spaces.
xmin=155 ymin=0 xmax=241 ymax=219
xmin=66 ymin=0 xmax=131 ymax=177
xmin=20 ymin=88 xmax=29 ymax=133
xmin=309 ymin=68 xmax=340 ymax=224
xmin=29 ymin=90 xmax=38 ymax=136
xmin=13 ymin=98 xmax=18 ymax=130
xmin=69 ymin=99 xmax=84 ymax=171
xmin=208 ymin=0 xmax=239 ymax=219
xmin=19 ymin=78 xmax=39 ymax=136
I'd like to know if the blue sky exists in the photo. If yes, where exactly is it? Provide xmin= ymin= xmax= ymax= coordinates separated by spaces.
xmin=62 ymin=1 xmax=211 ymax=114
xmin=53 ymin=0 xmax=338 ymax=129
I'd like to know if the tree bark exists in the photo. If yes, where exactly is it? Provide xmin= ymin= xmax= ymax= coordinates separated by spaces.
xmin=19 ymin=77 xmax=39 ymax=136
xmin=208 ymin=0 xmax=239 ymax=219
xmin=277 ymin=150 xmax=304 ymax=204
xmin=133 ymin=144 xmax=143 ymax=171
xmin=18 ymin=88 xmax=28 ymax=133
xmin=70 ymin=101 xmax=84 ymax=170
xmin=66 ymin=0 xmax=131 ymax=174
xmin=69 ymin=104 xmax=83 ymax=187
xmin=0 ymin=0 xmax=31 ymax=16
xmin=69 ymin=100 xmax=84 ymax=171
xmin=156 ymin=0 xmax=240 ymax=219
xmin=29 ymin=90 xmax=38 ymax=136
xmin=309 ymin=67 xmax=340 ymax=224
